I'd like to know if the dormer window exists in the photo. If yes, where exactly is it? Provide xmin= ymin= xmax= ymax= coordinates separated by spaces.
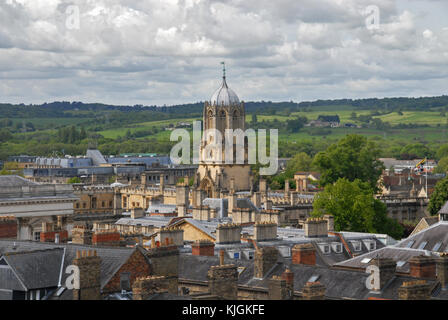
xmin=350 ymin=240 xmax=362 ymax=252
xmin=331 ymin=242 xmax=343 ymax=253
xmin=318 ymin=243 xmax=331 ymax=254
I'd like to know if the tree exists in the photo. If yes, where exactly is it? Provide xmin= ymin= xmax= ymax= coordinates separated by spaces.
xmin=67 ymin=177 xmax=81 ymax=184
xmin=251 ymin=113 xmax=257 ymax=125
xmin=312 ymin=134 xmax=384 ymax=191
xmin=434 ymin=157 xmax=448 ymax=174
xmin=286 ymin=116 xmax=307 ymax=133
xmin=284 ymin=152 xmax=314 ymax=177
xmin=311 ymin=178 xmax=403 ymax=239
xmin=436 ymin=144 xmax=448 ymax=160
xmin=428 ymin=177 xmax=448 ymax=215
xmin=400 ymin=143 xmax=432 ymax=159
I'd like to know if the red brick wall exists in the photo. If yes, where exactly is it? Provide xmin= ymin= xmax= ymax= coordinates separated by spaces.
xmin=40 ymin=230 xmax=68 ymax=243
xmin=292 ymin=248 xmax=316 ymax=265
xmin=92 ymin=232 xmax=120 ymax=246
xmin=410 ymin=263 xmax=436 ymax=279
xmin=192 ymin=244 xmax=215 ymax=256
xmin=102 ymin=249 xmax=152 ymax=293
xmin=0 ymin=221 xmax=17 ymax=239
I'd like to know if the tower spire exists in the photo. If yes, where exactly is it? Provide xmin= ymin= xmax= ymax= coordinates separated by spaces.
xmin=221 ymin=61 xmax=226 ymax=79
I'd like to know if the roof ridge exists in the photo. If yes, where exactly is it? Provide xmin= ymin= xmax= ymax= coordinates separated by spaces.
xmin=3 ymin=247 xmax=64 ymax=256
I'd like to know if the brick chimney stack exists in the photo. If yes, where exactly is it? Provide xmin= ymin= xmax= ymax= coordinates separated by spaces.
xmin=292 ymin=243 xmax=316 ymax=265
xmin=302 ymin=282 xmax=326 ymax=300
xmin=72 ymin=250 xmax=101 ymax=300
xmin=304 ymin=217 xmax=328 ymax=238
xmin=282 ymin=268 xmax=294 ymax=297
xmin=268 ymin=276 xmax=288 ymax=300
xmin=207 ymin=263 xmax=238 ymax=300
xmin=191 ymin=240 xmax=215 ymax=256
xmin=368 ymin=258 xmax=397 ymax=291
xmin=254 ymin=247 xmax=278 ymax=279
xmin=146 ymin=242 xmax=179 ymax=294
xmin=437 ymin=253 xmax=448 ymax=289
xmin=132 ymin=276 xmax=169 ymax=300
xmin=398 ymin=280 xmax=431 ymax=300
xmin=409 ymin=255 xmax=436 ymax=279
xmin=219 ymin=249 xmax=225 ymax=265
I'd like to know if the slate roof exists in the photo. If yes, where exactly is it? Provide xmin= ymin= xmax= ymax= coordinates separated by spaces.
xmin=438 ymin=201 xmax=448 ymax=214
xmin=0 ymin=175 xmax=38 ymax=187
xmin=395 ymin=221 xmax=448 ymax=252
xmin=0 ymin=248 xmax=64 ymax=290
xmin=178 ymin=252 xmax=441 ymax=300
xmin=333 ymin=246 xmax=439 ymax=273
xmin=0 ymin=240 xmax=140 ymax=294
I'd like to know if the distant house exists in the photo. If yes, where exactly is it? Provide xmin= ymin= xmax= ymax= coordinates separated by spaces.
xmin=317 ymin=115 xmax=340 ymax=127
xmin=307 ymin=115 xmax=340 ymax=128
xmin=344 ymin=123 xmax=357 ymax=128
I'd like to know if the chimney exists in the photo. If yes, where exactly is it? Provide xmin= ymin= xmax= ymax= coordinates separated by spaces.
xmin=437 ymin=253 xmax=448 ymax=289
xmin=259 ymin=178 xmax=267 ymax=195
xmin=191 ymin=240 xmax=215 ymax=256
xmin=92 ymin=230 xmax=121 ymax=247
xmin=219 ymin=249 xmax=225 ymax=265
xmin=131 ymin=207 xmax=144 ymax=219
xmin=254 ymin=222 xmax=277 ymax=242
xmin=304 ymin=218 xmax=328 ymax=238
xmin=159 ymin=226 xmax=184 ymax=247
xmin=264 ymin=200 xmax=273 ymax=211
xmin=72 ymin=250 xmax=101 ymax=300
xmin=398 ymin=280 xmax=432 ymax=300
xmin=176 ymin=182 xmax=189 ymax=217
xmin=252 ymin=192 xmax=261 ymax=208
xmin=323 ymin=215 xmax=334 ymax=232
xmin=254 ymin=247 xmax=278 ymax=279
xmin=141 ymin=173 xmax=147 ymax=186
xmin=159 ymin=174 xmax=165 ymax=193
xmin=132 ymin=276 xmax=169 ymax=300
xmin=72 ymin=226 xmax=92 ymax=245
xmin=146 ymin=242 xmax=179 ymax=294
xmin=268 ymin=276 xmax=288 ymax=300
xmin=284 ymin=179 xmax=290 ymax=196
xmin=207 ymin=263 xmax=238 ymax=300
xmin=409 ymin=255 xmax=436 ymax=279
xmin=302 ymin=282 xmax=326 ymax=300
xmin=292 ymin=243 xmax=316 ymax=266
xmin=282 ymin=268 xmax=294 ymax=298
xmin=368 ymin=258 xmax=396 ymax=291
xmin=216 ymin=223 xmax=242 ymax=244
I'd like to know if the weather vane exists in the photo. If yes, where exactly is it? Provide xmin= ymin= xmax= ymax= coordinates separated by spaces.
xmin=221 ymin=61 xmax=226 ymax=78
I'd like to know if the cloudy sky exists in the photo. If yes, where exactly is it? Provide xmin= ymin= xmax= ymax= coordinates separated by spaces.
xmin=0 ymin=0 xmax=447 ymax=106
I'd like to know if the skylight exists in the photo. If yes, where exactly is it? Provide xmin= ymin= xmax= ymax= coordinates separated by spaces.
xmin=433 ymin=242 xmax=442 ymax=252
xmin=417 ymin=241 xmax=428 ymax=250
xmin=397 ymin=261 xmax=406 ymax=267
xmin=405 ymin=240 xmax=415 ymax=248
xmin=308 ymin=275 xmax=320 ymax=282
xmin=361 ymin=258 xmax=372 ymax=264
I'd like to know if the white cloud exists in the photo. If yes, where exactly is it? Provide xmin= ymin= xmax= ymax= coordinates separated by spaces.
xmin=0 ymin=0 xmax=446 ymax=105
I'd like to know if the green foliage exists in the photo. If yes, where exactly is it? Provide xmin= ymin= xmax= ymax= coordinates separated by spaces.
xmin=434 ymin=157 xmax=448 ymax=174
xmin=436 ymin=144 xmax=448 ymax=160
xmin=428 ymin=177 xmax=448 ymax=215
xmin=284 ymin=152 xmax=314 ymax=176
xmin=286 ymin=116 xmax=307 ymax=133
xmin=312 ymin=178 xmax=403 ymax=239
xmin=399 ymin=143 xmax=433 ymax=160
xmin=67 ymin=177 xmax=81 ymax=184
xmin=312 ymin=134 xmax=384 ymax=191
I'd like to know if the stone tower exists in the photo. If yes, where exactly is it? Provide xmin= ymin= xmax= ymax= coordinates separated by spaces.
xmin=196 ymin=63 xmax=252 ymax=197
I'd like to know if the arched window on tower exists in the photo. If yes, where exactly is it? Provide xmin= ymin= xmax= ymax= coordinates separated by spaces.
xmin=207 ymin=110 xmax=214 ymax=130
xmin=232 ymin=110 xmax=239 ymax=129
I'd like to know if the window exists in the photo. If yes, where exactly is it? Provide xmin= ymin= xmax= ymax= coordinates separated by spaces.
xmin=417 ymin=241 xmax=428 ymax=250
xmin=318 ymin=243 xmax=331 ymax=254
xmin=34 ymin=232 xmax=41 ymax=241
xmin=308 ymin=275 xmax=320 ymax=283
xmin=361 ymin=258 xmax=372 ymax=264
xmin=120 ymin=272 xmax=131 ymax=291
xmin=433 ymin=242 xmax=443 ymax=252
xmin=109 ymin=201 xmax=113 ymax=207
xmin=406 ymin=240 xmax=415 ymax=248
xmin=76 ymin=203 xmax=80 ymax=209
xmin=363 ymin=240 xmax=376 ymax=251
xmin=397 ymin=261 xmax=406 ymax=267
xmin=233 ymin=252 xmax=240 ymax=259
xmin=83 ymin=202 xmax=86 ymax=209
xmin=102 ymin=201 xmax=105 ymax=207
xmin=331 ymin=242 xmax=343 ymax=253
xmin=350 ymin=241 xmax=362 ymax=252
